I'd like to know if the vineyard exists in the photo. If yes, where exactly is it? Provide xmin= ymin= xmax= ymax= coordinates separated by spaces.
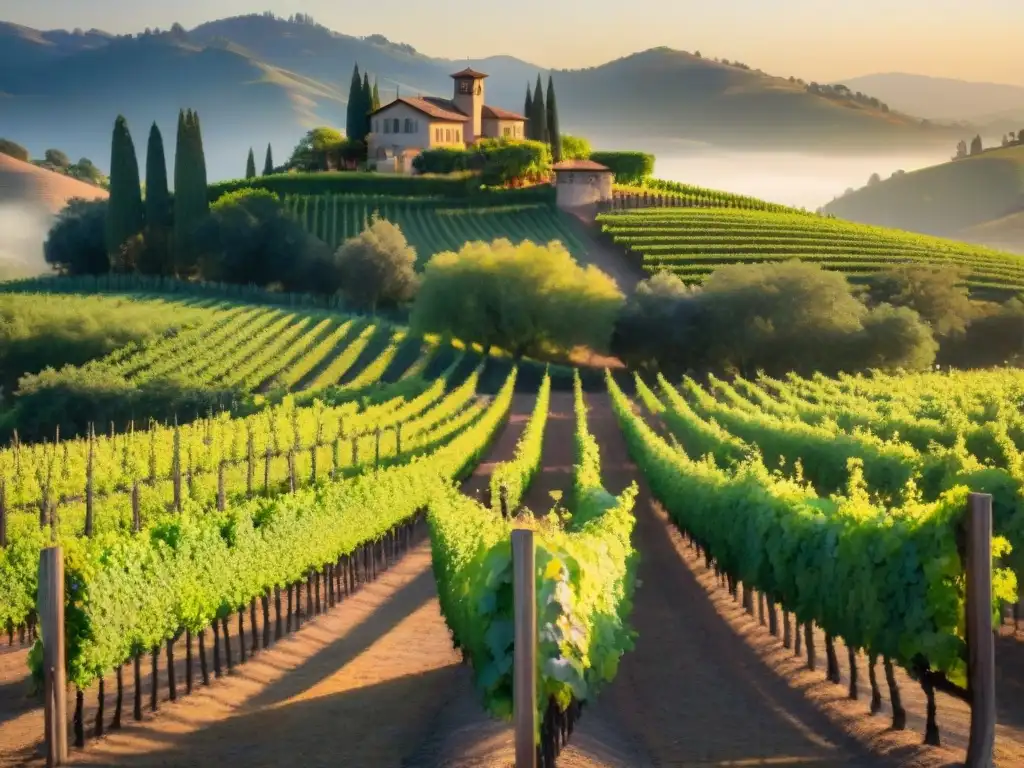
xmin=2 ymin=288 xmax=1024 ymax=768
xmin=596 ymin=207 xmax=1024 ymax=291
xmin=285 ymin=195 xmax=590 ymax=264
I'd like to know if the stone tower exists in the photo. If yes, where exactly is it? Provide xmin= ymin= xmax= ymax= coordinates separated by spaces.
xmin=451 ymin=68 xmax=487 ymax=145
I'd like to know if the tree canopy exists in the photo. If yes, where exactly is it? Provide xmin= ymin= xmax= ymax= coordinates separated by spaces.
xmin=44 ymin=199 xmax=110 ymax=276
xmin=333 ymin=216 xmax=419 ymax=312
xmin=411 ymin=239 xmax=622 ymax=357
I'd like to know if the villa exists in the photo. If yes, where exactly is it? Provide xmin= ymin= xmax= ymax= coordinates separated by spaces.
xmin=368 ymin=68 xmax=527 ymax=173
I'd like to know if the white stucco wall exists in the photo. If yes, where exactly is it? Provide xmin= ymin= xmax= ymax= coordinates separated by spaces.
xmin=481 ymin=119 xmax=525 ymax=140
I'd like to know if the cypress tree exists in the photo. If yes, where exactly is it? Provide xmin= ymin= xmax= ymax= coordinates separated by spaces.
xmin=546 ymin=76 xmax=562 ymax=162
xmin=532 ymin=75 xmax=547 ymax=144
xmin=346 ymin=64 xmax=362 ymax=140
xmin=372 ymin=78 xmax=381 ymax=111
xmin=106 ymin=115 xmax=145 ymax=266
xmin=524 ymin=85 xmax=533 ymax=140
xmin=263 ymin=143 xmax=274 ymax=175
xmin=173 ymin=109 xmax=208 ymax=276
xmin=245 ymin=148 xmax=256 ymax=179
xmin=361 ymin=72 xmax=373 ymax=141
xmin=143 ymin=122 xmax=171 ymax=275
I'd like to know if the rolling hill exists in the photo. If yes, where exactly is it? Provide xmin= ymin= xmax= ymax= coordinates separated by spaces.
xmin=821 ymin=144 xmax=1024 ymax=250
xmin=0 ymin=14 xmax=963 ymax=182
xmin=835 ymin=72 xmax=1024 ymax=125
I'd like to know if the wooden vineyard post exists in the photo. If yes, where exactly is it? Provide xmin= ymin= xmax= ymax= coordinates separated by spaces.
xmin=965 ymin=492 xmax=996 ymax=768
xmin=39 ymin=547 xmax=68 ymax=766
xmin=512 ymin=529 xmax=537 ymax=768
xmin=396 ymin=423 xmax=402 ymax=455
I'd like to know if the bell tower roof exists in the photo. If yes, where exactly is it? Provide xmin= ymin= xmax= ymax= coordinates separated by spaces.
xmin=450 ymin=67 xmax=488 ymax=79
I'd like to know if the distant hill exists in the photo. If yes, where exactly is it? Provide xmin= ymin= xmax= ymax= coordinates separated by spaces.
xmin=0 ymin=14 xmax=964 ymax=181
xmin=821 ymin=144 xmax=1024 ymax=248
xmin=0 ymin=153 xmax=108 ymax=278
xmin=836 ymin=72 xmax=1024 ymax=125
xmin=961 ymin=209 xmax=1024 ymax=254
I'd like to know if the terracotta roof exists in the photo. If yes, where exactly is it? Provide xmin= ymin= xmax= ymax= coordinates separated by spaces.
xmin=450 ymin=67 xmax=488 ymax=79
xmin=481 ymin=105 xmax=526 ymax=121
xmin=370 ymin=96 xmax=469 ymax=122
xmin=551 ymin=159 xmax=613 ymax=172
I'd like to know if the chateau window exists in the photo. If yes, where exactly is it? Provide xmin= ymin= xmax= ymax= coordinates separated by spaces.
xmin=458 ymin=80 xmax=472 ymax=94
xmin=456 ymin=129 xmax=461 ymax=142
xmin=404 ymin=118 xmax=414 ymax=132
xmin=435 ymin=127 xmax=441 ymax=142
xmin=383 ymin=120 xmax=390 ymax=134
xmin=392 ymin=118 xmax=400 ymax=133
xmin=446 ymin=128 xmax=452 ymax=142
xmin=503 ymin=126 xmax=511 ymax=137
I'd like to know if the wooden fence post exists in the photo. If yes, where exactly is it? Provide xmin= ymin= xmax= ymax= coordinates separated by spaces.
xmin=39 ymin=547 xmax=68 ymax=766
xmin=512 ymin=528 xmax=537 ymax=768
xmin=965 ymin=492 xmax=995 ymax=768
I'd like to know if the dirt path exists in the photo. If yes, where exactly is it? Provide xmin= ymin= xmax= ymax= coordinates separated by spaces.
xmin=561 ymin=213 xmax=643 ymax=295
xmin=574 ymin=393 xmax=886 ymax=767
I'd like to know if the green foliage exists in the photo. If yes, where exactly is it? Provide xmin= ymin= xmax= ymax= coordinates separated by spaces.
xmin=263 ymin=144 xmax=274 ymax=176
xmin=531 ymin=76 xmax=547 ymax=144
xmin=105 ymin=116 xmax=145 ymax=259
xmin=588 ymin=151 xmax=654 ymax=184
xmin=411 ymin=239 xmax=623 ymax=358
xmin=0 ymin=293 xmax=195 ymax=398
xmin=411 ymin=139 xmax=551 ymax=186
xmin=428 ymin=370 xmax=637 ymax=731
xmin=20 ymin=366 xmax=515 ymax=689
xmin=245 ymin=148 xmax=257 ymax=179
xmin=333 ymin=216 xmax=419 ymax=311
xmin=597 ymin=206 xmax=1024 ymax=292
xmin=287 ymin=127 xmax=346 ymax=172
xmin=346 ymin=64 xmax=364 ymax=144
xmin=560 ymin=135 xmax=592 ymax=161
xmin=209 ymin=171 xmax=536 ymax=200
xmin=523 ymin=87 xmax=534 ymax=140
xmin=44 ymin=149 xmax=70 ymax=168
xmin=43 ymin=199 xmax=110 ymax=277
xmin=195 ymin=189 xmax=333 ymax=293
xmin=0 ymin=138 xmax=29 ymax=162
xmin=866 ymin=265 xmax=974 ymax=338
xmin=546 ymin=77 xmax=562 ymax=163
xmin=491 ymin=371 xmax=551 ymax=513
xmin=142 ymin=122 xmax=172 ymax=276
xmin=173 ymin=109 xmax=210 ymax=277
xmin=607 ymin=371 xmax=1016 ymax=684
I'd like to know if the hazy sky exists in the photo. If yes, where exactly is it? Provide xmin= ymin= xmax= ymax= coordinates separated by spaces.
xmin=3 ymin=0 xmax=1022 ymax=85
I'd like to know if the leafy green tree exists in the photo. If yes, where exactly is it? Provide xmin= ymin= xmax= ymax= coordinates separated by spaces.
xmin=866 ymin=265 xmax=973 ymax=337
xmin=66 ymin=158 xmax=107 ymax=188
xmin=411 ymin=239 xmax=622 ymax=357
xmin=523 ymin=86 xmax=533 ymax=140
xmin=611 ymin=272 xmax=699 ymax=371
xmin=263 ymin=143 xmax=274 ymax=175
xmin=245 ymin=148 xmax=256 ymax=179
xmin=0 ymin=138 xmax=28 ymax=162
xmin=288 ymin=127 xmax=344 ymax=171
xmin=43 ymin=149 xmax=71 ymax=168
xmin=531 ymin=75 xmax=547 ymax=144
xmin=105 ymin=115 xmax=145 ymax=261
xmin=560 ymin=135 xmax=591 ymax=160
xmin=333 ymin=216 xmax=419 ymax=312
xmin=44 ymin=199 xmax=110 ymax=276
xmin=346 ymin=64 xmax=363 ymax=141
xmin=546 ymin=76 xmax=561 ymax=161
xmin=142 ymin=122 xmax=172 ymax=275
xmin=194 ymin=189 xmax=333 ymax=292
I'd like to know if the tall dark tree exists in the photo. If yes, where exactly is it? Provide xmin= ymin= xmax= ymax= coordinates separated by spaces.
xmin=263 ymin=143 xmax=274 ymax=175
xmin=361 ymin=72 xmax=373 ymax=141
xmin=105 ymin=115 xmax=145 ymax=266
xmin=524 ymin=85 xmax=534 ymax=140
xmin=173 ymin=109 xmax=209 ymax=276
xmin=245 ymin=148 xmax=256 ymax=179
xmin=970 ymin=134 xmax=983 ymax=155
xmin=546 ymin=75 xmax=561 ymax=161
xmin=142 ymin=122 xmax=171 ymax=275
xmin=346 ymin=64 xmax=363 ymax=140
xmin=532 ymin=75 xmax=547 ymax=144
xmin=371 ymin=78 xmax=381 ymax=111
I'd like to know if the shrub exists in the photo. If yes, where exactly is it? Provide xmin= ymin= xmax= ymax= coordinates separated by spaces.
xmin=411 ymin=239 xmax=623 ymax=357
xmin=412 ymin=139 xmax=550 ymax=187
xmin=43 ymin=198 xmax=110 ymax=276
xmin=589 ymin=151 xmax=655 ymax=184
xmin=333 ymin=216 xmax=419 ymax=311
xmin=0 ymin=138 xmax=29 ymax=162
xmin=865 ymin=265 xmax=974 ymax=338
xmin=194 ymin=189 xmax=334 ymax=293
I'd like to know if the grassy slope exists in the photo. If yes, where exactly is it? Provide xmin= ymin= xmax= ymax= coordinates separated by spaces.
xmin=822 ymin=145 xmax=1024 ymax=237
xmin=960 ymin=209 xmax=1024 ymax=254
